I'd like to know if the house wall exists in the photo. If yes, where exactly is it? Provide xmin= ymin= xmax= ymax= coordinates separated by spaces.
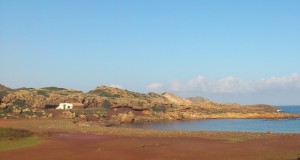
xmin=56 ymin=103 xmax=73 ymax=110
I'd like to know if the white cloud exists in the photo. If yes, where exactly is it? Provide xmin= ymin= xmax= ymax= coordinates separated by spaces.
xmin=151 ymin=74 xmax=300 ymax=105
xmin=187 ymin=76 xmax=252 ymax=93
xmin=255 ymin=73 xmax=300 ymax=90
xmin=110 ymin=84 xmax=123 ymax=89
xmin=170 ymin=74 xmax=300 ymax=94
xmin=147 ymin=83 xmax=162 ymax=90
xmin=170 ymin=80 xmax=181 ymax=91
xmin=187 ymin=76 xmax=212 ymax=92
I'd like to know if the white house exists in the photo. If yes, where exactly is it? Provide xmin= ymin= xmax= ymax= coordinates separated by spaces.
xmin=56 ymin=103 xmax=73 ymax=110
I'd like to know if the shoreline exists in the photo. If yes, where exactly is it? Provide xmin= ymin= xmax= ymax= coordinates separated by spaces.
xmin=0 ymin=119 xmax=300 ymax=160
xmin=0 ymin=119 xmax=299 ymax=138
xmin=2 ymin=132 xmax=299 ymax=160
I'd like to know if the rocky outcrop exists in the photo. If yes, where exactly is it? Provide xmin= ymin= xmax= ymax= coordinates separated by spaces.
xmin=12 ymin=107 xmax=22 ymax=115
xmin=0 ymin=84 xmax=296 ymax=121
xmin=186 ymin=97 xmax=210 ymax=104
xmin=0 ymin=84 xmax=11 ymax=91
xmin=116 ymin=111 xmax=135 ymax=123
xmin=162 ymin=93 xmax=191 ymax=105
xmin=0 ymin=84 xmax=12 ymax=101
xmin=0 ymin=86 xmax=179 ymax=111
xmin=62 ymin=110 xmax=76 ymax=119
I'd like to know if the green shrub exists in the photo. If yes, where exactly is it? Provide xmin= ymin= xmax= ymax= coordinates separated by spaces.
xmin=12 ymin=99 xmax=26 ymax=108
xmin=36 ymin=90 xmax=49 ymax=97
xmin=2 ymin=105 xmax=13 ymax=113
xmin=102 ymin=100 xmax=111 ymax=109
xmin=16 ymin=87 xmax=34 ymax=91
xmin=152 ymin=106 xmax=166 ymax=113
xmin=0 ymin=91 xmax=8 ymax=99
xmin=41 ymin=87 xmax=66 ymax=91
xmin=91 ymin=90 xmax=121 ymax=98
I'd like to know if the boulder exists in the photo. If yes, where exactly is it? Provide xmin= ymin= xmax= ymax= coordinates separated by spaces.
xmin=62 ymin=110 xmax=76 ymax=119
xmin=117 ymin=111 xmax=135 ymax=123
xmin=47 ymin=113 xmax=53 ymax=118
xmin=103 ymin=120 xmax=119 ymax=127
xmin=167 ymin=112 xmax=183 ymax=120
xmin=0 ymin=103 xmax=7 ymax=109
xmin=22 ymin=108 xmax=31 ymax=112
xmin=79 ymin=114 xmax=87 ymax=121
xmin=13 ymin=107 xmax=22 ymax=114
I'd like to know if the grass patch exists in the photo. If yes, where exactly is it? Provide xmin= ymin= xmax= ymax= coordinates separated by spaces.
xmin=0 ymin=128 xmax=33 ymax=140
xmin=0 ymin=136 xmax=41 ymax=151
xmin=0 ymin=128 xmax=42 ymax=151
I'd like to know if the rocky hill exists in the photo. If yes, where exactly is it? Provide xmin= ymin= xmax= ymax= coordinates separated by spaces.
xmin=0 ymin=84 xmax=12 ymax=102
xmin=162 ymin=92 xmax=192 ymax=105
xmin=186 ymin=96 xmax=211 ymax=103
xmin=0 ymin=84 xmax=11 ymax=91
xmin=0 ymin=84 xmax=299 ymax=124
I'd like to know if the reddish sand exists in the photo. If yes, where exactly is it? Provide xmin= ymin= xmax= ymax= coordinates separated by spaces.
xmin=0 ymin=119 xmax=300 ymax=160
xmin=1 ymin=132 xmax=300 ymax=160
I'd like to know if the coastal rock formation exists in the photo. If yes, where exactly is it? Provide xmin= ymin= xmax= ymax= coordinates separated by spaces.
xmin=116 ymin=111 xmax=135 ymax=123
xmin=186 ymin=96 xmax=211 ymax=103
xmin=0 ymin=84 xmax=298 ymax=122
xmin=162 ymin=92 xmax=192 ymax=105
xmin=62 ymin=110 xmax=76 ymax=119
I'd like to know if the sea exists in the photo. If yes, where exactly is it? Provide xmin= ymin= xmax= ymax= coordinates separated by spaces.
xmin=122 ymin=106 xmax=300 ymax=133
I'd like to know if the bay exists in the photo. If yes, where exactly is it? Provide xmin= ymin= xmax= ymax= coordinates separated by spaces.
xmin=121 ymin=106 xmax=300 ymax=133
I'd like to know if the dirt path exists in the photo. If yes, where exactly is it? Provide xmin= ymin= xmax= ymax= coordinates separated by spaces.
xmin=0 ymin=132 xmax=300 ymax=160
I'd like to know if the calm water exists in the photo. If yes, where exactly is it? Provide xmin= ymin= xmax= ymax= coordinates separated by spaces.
xmin=122 ymin=106 xmax=300 ymax=133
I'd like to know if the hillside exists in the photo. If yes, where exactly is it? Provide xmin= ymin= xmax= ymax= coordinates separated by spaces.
xmin=186 ymin=96 xmax=211 ymax=103
xmin=0 ymin=84 xmax=12 ymax=101
xmin=0 ymin=84 xmax=11 ymax=91
xmin=0 ymin=84 xmax=299 ymax=123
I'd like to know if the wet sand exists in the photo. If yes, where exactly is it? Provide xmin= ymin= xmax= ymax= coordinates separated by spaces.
xmin=0 ymin=119 xmax=300 ymax=160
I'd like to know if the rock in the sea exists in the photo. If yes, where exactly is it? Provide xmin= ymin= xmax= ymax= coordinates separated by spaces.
xmin=103 ymin=120 xmax=119 ymax=127
xmin=167 ymin=112 xmax=183 ymax=120
xmin=117 ymin=111 xmax=135 ymax=123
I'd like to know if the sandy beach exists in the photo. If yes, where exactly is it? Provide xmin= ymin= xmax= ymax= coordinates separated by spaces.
xmin=0 ymin=119 xmax=300 ymax=160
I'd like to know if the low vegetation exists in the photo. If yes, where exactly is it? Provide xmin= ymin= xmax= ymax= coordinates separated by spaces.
xmin=89 ymin=89 xmax=121 ymax=98
xmin=12 ymin=99 xmax=27 ymax=108
xmin=0 ymin=128 xmax=41 ymax=151
xmin=0 ymin=91 xmax=9 ymax=100
xmin=36 ymin=90 xmax=49 ymax=97
xmin=41 ymin=87 xmax=67 ymax=91
xmin=0 ymin=128 xmax=33 ymax=140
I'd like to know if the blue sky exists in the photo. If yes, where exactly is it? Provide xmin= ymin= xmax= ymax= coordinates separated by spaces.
xmin=1 ymin=0 xmax=300 ymax=105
